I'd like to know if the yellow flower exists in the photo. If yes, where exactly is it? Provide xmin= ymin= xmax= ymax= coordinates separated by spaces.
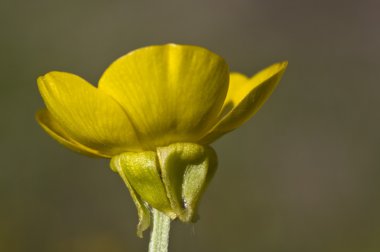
xmin=36 ymin=44 xmax=287 ymax=236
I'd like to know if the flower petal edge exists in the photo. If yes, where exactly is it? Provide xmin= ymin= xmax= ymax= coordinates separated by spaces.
xmin=200 ymin=61 xmax=288 ymax=143
xmin=37 ymin=71 xmax=141 ymax=155
xmin=36 ymin=109 xmax=111 ymax=158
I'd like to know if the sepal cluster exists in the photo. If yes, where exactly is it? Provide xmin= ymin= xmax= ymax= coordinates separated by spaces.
xmin=111 ymin=142 xmax=217 ymax=237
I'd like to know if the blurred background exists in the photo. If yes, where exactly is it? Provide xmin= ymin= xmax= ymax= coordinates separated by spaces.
xmin=1 ymin=0 xmax=379 ymax=251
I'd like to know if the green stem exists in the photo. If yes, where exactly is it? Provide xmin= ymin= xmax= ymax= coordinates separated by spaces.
xmin=148 ymin=208 xmax=171 ymax=252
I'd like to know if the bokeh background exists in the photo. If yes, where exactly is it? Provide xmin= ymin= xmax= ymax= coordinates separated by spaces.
xmin=1 ymin=0 xmax=379 ymax=251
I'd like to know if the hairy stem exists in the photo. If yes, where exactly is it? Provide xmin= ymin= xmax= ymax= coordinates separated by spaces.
xmin=148 ymin=208 xmax=171 ymax=252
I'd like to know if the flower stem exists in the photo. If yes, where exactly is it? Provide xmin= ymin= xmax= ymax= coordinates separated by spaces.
xmin=149 ymin=208 xmax=171 ymax=252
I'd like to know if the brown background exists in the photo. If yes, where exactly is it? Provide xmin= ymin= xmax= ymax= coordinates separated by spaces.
xmin=1 ymin=0 xmax=379 ymax=251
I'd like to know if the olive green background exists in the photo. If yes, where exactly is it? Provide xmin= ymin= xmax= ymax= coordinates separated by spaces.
xmin=1 ymin=0 xmax=379 ymax=251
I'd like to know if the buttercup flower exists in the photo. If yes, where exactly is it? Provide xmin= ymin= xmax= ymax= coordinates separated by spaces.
xmin=36 ymin=44 xmax=287 ymax=238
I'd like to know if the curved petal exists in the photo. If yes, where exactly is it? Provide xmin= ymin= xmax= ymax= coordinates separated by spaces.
xmin=200 ymin=61 xmax=288 ymax=143
xmin=36 ymin=109 xmax=110 ymax=158
xmin=98 ymin=44 xmax=229 ymax=149
xmin=38 ymin=71 xmax=140 ymax=155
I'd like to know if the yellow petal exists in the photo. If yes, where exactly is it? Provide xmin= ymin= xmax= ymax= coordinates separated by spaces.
xmin=201 ymin=61 xmax=288 ymax=143
xmin=38 ymin=71 xmax=140 ymax=155
xmin=36 ymin=109 xmax=110 ymax=158
xmin=98 ymin=44 xmax=229 ymax=149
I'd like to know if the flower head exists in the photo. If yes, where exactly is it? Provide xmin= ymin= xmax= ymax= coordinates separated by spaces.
xmin=36 ymin=44 xmax=287 ymax=236
xmin=37 ymin=44 xmax=287 ymax=156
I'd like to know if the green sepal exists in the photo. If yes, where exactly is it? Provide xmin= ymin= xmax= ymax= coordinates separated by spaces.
xmin=110 ymin=156 xmax=150 ymax=238
xmin=111 ymin=152 xmax=175 ymax=217
xmin=157 ymin=143 xmax=218 ymax=222
xmin=110 ymin=143 xmax=218 ymax=237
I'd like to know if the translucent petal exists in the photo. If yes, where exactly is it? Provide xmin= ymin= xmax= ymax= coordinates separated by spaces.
xmin=38 ymin=71 xmax=140 ymax=155
xmin=201 ymin=62 xmax=288 ymax=143
xmin=36 ymin=109 xmax=110 ymax=158
xmin=99 ymin=44 xmax=229 ymax=149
